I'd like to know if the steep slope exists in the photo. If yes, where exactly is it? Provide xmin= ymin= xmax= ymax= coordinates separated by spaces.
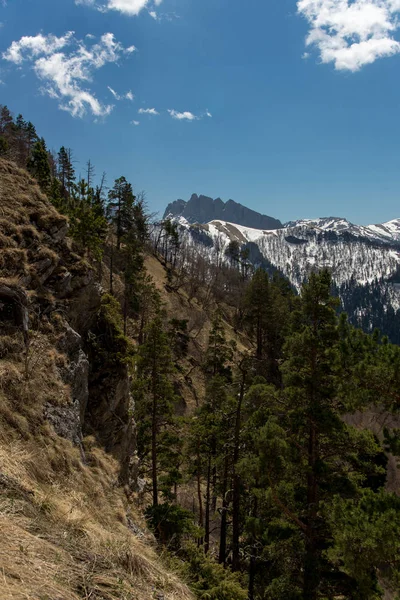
xmin=285 ymin=215 xmax=400 ymax=244
xmin=142 ymin=253 xmax=251 ymax=413
xmin=178 ymin=217 xmax=400 ymax=288
xmin=164 ymin=194 xmax=282 ymax=230
xmin=0 ymin=160 xmax=193 ymax=600
xmin=172 ymin=215 xmax=400 ymax=340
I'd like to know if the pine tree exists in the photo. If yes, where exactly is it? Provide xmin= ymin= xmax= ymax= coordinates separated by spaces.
xmin=107 ymin=176 xmax=136 ymax=250
xmin=27 ymin=138 xmax=51 ymax=192
xmin=0 ymin=105 xmax=15 ymax=160
xmin=58 ymin=146 xmax=75 ymax=197
xmin=243 ymin=268 xmax=288 ymax=383
xmin=203 ymin=311 xmax=236 ymax=379
xmin=278 ymin=270 xmax=385 ymax=598
xmin=188 ymin=375 xmax=232 ymax=553
xmin=25 ymin=121 xmax=38 ymax=154
xmin=134 ymin=316 xmax=176 ymax=507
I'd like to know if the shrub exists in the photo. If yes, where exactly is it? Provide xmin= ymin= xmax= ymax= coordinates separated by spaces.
xmin=145 ymin=503 xmax=200 ymax=550
xmin=181 ymin=544 xmax=247 ymax=600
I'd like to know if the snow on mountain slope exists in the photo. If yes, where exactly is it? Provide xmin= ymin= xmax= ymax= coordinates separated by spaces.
xmin=176 ymin=216 xmax=400 ymax=292
xmin=285 ymin=216 xmax=400 ymax=244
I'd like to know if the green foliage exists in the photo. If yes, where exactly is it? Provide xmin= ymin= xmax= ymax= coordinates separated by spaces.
xmin=133 ymin=316 xmax=178 ymax=506
xmin=58 ymin=146 xmax=75 ymax=195
xmin=0 ymin=135 xmax=9 ymax=156
xmin=327 ymin=489 xmax=400 ymax=598
xmin=145 ymin=503 xmax=200 ymax=549
xmin=3 ymin=98 xmax=400 ymax=599
xmin=203 ymin=312 xmax=236 ymax=379
xmin=27 ymin=137 xmax=51 ymax=191
xmin=242 ymin=268 xmax=290 ymax=382
xmin=181 ymin=545 xmax=247 ymax=600
xmin=68 ymin=187 xmax=108 ymax=260
xmin=168 ymin=318 xmax=190 ymax=359
xmin=88 ymin=294 xmax=133 ymax=369
xmin=107 ymin=175 xmax=136 ymax=249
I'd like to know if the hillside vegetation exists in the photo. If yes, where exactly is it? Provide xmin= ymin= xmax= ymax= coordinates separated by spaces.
xmin=0 ymin=160 xmax=194 ymax=600
xmin=2 ymin=105 xmax=400 ymax=600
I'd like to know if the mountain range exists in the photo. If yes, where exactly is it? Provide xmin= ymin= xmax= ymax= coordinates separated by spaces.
xmin=164 ymin=195 xmax=400 ymax=343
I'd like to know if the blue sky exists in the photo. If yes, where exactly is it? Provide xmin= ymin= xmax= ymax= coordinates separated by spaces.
xmin=1 ymin=0 xmax=400 ymax=225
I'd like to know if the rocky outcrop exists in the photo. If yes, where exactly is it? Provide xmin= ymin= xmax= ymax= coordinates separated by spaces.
xmin=164 ymin=193 xmax=282 ymax=230
xmin=0 ymin=159 xmax=136 ymax=488
xmin=86 ymin=367 xmax=136 ymax=485
xmin=44 ymin=324 xmax=90 ymax=449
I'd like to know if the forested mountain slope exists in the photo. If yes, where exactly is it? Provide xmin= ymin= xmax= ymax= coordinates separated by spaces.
xmin=0 ymin=160 xmax=194 ymax=600
xmin=3 ymin=102 xmax=400 ymax=599
xmin=171 ymin=215 xmax=400 ymax=342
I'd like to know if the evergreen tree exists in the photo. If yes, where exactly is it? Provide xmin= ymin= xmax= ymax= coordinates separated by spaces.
xmin=134 ymin=316 xmax=176 ymax=507
xmin=243 ymin=268 xmax=287 ymax=382
xmin=58 ymin=146 xmax=75 ymax=197
xmin=107 ymin=176 xmax=136 ymax=250
xmin=203 ymin=311 xmax=236 ymax=379
xmin=277 ymin=270 xmax=386 ymax=598
xmin=27 ymin=138 xmax=51 ymax=192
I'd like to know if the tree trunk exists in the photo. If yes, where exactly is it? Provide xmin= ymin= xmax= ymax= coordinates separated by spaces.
xmin=152 ymin=395 xmax=158 ymax=507
xmin=138 ymin=315 xmax=145 ymax=346
xmin=256 ymin=315 xmax=262 ymax=361
xmin=123 ymin=286 xmax=128 ymax=336
xmin=218 ymin=455 xmax=229 ymax=566
xmin=232 ymin=367 xmax=246 ymax=571
xmin=117 ymin=196 xmax=122 ymax=250
xmin=197 ymin=461 xmax=203 ymax=528
xmin=303 ymin=420 xmax=319 ymax=600
xmin=151 ymin=349 xmax=158 ymax=507
xmin=109 ymin=243 xmax=114 ymax=295
xmin=248 ymin=491 xmax=258 ymax=600
xmin=211 ymin=466 xmax=218 ymax=514
xmin=204 ymin=455 xmax=212 ymax=554
xmin=248 ymin=554 xmax=256 ymax=600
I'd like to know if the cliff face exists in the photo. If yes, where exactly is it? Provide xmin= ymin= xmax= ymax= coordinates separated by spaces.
xmin=0 ymin=160 xmax=193 ymax=600
xmin=164 ymin=193 xmax=282 ymax=230
xmin=0 ymin=159 xmax=135 ymax=485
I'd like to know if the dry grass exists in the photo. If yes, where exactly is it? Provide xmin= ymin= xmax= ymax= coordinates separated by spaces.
xmin=0 ymin=159 xmax=193 ymax=600
xmin=0 ymin=355 xmax=194 ymax=600
xmin=143 ymin=254 xmax=251 ymax=412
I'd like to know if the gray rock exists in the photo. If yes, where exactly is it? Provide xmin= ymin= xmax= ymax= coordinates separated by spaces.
xmin=49 ymin=325 xmax=89 ymax=449
xmin=45 ymin=400 xmax=82 ymax=446
xmin=49 ymin=222 xmax=69 ymax=242
xmin=57 ymin=324 xmax=82 ymax=356
xmin=164 ymin=193 xmax=282 ymax=230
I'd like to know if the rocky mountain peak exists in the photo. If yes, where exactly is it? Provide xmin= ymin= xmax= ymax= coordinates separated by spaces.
xmin=163 ymin=194 xmax=282 ymax=230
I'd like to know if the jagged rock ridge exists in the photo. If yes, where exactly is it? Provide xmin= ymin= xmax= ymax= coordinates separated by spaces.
xmin=164 ymin=193 xmax=282 ymax=230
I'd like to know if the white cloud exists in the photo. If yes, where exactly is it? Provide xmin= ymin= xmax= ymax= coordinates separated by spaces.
xmin=3 ymin=32 xmax=135 ymax=118
xmin=76 ymin=0 xmax=162 ymax=16
xmin=3 ymin=32 xmax=75 ymax=65
xmin=108 ymin=86 xmax=134 ymax=100
xmin=138 ymin=107 xmax=159 ymax=114
xmin=168 ymin=109 xmax=198 ymax=121
xmin=168 ymin=109 xmax=212 ymax=121
xmin=131 ymin=120 xmax=140 ymax=125
xmin=297 ymin=0 xmax=400 ymax=71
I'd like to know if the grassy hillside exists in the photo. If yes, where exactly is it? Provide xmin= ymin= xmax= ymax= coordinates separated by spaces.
xmin=0 ymin=159 xmax=194 ymax=600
